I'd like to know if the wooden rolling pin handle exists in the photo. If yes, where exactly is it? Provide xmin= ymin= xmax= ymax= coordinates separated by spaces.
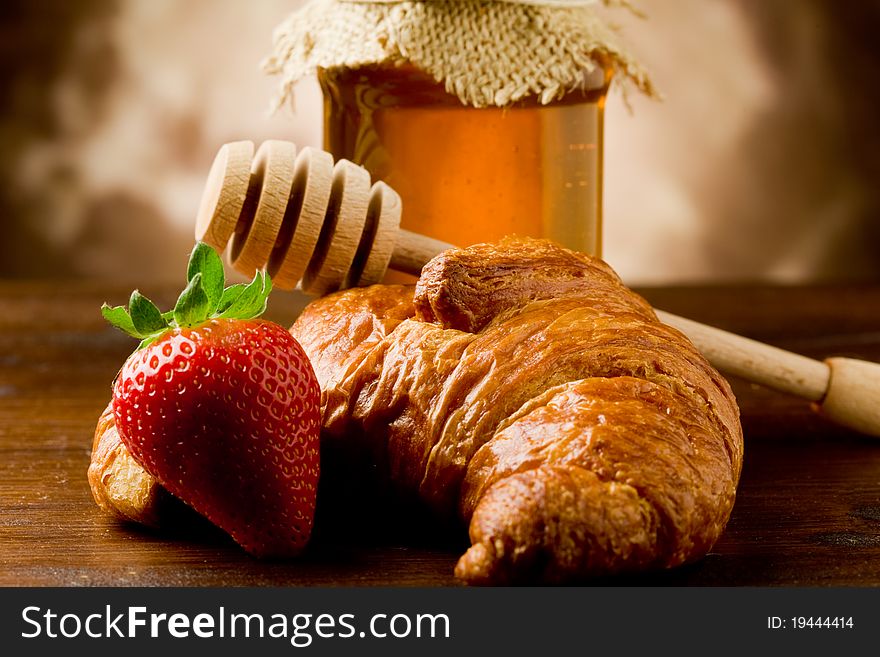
xmin=656 ymin=311 xmax=880 ymax=438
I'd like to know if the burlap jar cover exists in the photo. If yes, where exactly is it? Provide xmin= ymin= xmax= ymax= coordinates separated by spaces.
xmin=263 ymin=0 xmax=656 ymax=109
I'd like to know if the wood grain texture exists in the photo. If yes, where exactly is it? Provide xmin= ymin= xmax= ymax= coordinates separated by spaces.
xmin=1 ymin=281 xmax=880 ymax=586
xmin=269 ymin=147 xmax=334 ymax=291
xmin=230 ymin=140 xmax=297 ymax=277
xmin=301 ymin=160 xmax=371 ymax=296
xmin=194 ymin=140 xmax=254 ymax=251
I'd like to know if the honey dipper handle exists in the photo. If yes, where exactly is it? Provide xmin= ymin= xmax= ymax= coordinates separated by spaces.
xmin=389 ymin=229 xmax=455 ymax=276
xmin=655 ymin=310 xmax=830 ymax=400
xmin=656 ymin=310 xmax=880 ymax=437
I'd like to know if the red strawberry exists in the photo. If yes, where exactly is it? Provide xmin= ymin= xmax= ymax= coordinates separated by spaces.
xmin=102 ymin=243 xmax=321 ymax=557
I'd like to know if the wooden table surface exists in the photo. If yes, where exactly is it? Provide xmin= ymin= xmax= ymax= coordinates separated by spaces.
xmin=2 ymin=281 xmax=880 ymax=587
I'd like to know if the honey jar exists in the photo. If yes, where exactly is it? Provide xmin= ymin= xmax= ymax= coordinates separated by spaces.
xmin=264 ymin=0 xmax=654 ymax=258
xmin=320 ymin=63 xmax=612 ymax=255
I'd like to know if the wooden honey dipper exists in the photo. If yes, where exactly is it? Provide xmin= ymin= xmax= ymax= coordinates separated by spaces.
xmin=195 ymin=140 xmax=880 ymax=437
xmin=195 ymin=140 xmax=447 ymax=296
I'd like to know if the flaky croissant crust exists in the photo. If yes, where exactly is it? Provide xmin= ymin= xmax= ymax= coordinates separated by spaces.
xmin=291 ymin=237 xmax=742 ymax=583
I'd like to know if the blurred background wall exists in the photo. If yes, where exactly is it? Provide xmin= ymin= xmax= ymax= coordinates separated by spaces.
xmin=1 ymin=0 xmax=878 ymax=286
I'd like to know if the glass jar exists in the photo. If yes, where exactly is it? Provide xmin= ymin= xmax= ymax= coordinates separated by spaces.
xmin=319 ymin=62 xmax=612 ymax=257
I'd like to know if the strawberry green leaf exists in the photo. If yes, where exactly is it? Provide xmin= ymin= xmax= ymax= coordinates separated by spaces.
xmin=218 ymin=270 xmax=271 ymax=319
xmin=217 ymin=283 xmax=246 ymax=313
xmin=186 ymin=242 xmax=225 ymax=314
xmin=130 ymin=291 xmax=168 ymax=335
xmin=217 ymin=271 xmax=262 ymax=319
xmin=254 ymin=270 xmax=273 ymax=318
xmin=100 ymin=304 xmax=140 ymax=338
xmin=173 ymin=272 xmax=210 ymax=327
xmin=243 ymin=271 xmax=272 ymax=319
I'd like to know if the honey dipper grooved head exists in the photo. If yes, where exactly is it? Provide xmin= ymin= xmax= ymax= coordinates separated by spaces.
xmin=195 ymin=140 xmax=402 ymax=295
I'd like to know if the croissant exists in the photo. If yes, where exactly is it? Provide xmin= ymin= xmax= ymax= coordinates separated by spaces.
xmin=290 ymin=237 xmax=742 ymax=583
xmin=89 ymin=237 xmax=742 ymax=584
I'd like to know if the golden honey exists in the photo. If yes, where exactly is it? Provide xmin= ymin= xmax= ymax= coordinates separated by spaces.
xmin=320 ymin=64 xmax=612 ymax=257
